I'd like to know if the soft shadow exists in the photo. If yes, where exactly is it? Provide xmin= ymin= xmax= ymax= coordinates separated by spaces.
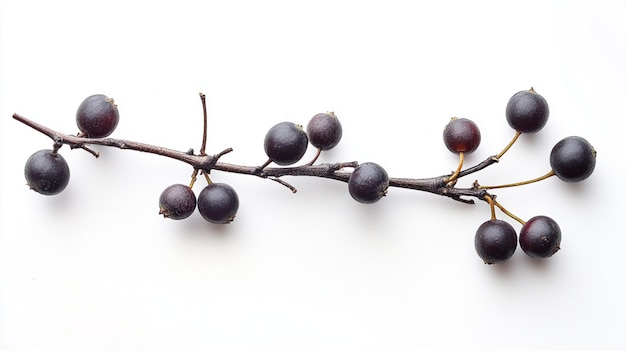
xmin=487 ymin=256 xmax=518 ymax=276
xmin=521 ymin=254 xmax=553 ymax=272
xmin=177 ymin=214 xmax=239 ymax=241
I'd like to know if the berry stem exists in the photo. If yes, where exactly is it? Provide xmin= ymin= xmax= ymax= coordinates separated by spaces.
xmin=446 ymin=152 xmax=464 ymax=185
xmin=189 ymin=169 xmax=199 ymax=188
xmin=258 ymin=158 xmax=273 ymax=171
xmin=493 ymin=200 xmax=526 ymax=225
xmin=495 ymin=131 xmax=521 ymax=160
xmin=307 ymin=148 xmax=322 ymax=166
xmin=479 ymin=170 xmax=555 ymax=190
xmin=484 ymin=195 xmax=497 ymax=220
xmin=51 ymin=138 xmax=63 ymax=155
xmin=203 ymin=170 xmax=212 ymax=185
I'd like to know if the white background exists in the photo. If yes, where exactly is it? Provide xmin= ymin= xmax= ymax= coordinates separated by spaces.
xmin=1 ymin=1 xmax=625 ymax=350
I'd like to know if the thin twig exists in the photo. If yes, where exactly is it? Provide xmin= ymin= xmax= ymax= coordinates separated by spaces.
xmin=199 ymin=93 xmax=208 ymax=155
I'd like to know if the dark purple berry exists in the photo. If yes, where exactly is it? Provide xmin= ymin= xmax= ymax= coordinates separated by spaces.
xmin=443 ymin=117 xmax=481 ymax=154
xmin=24 ymin=149 xmax=70 ymax=195
xmin=505 ymin=88 xmax=549 ymax=133
xmin=306 ymin=112 xmax=343 ymax=150
xmin=76 ymin=94 xmax=120 ymax=138
xmin=550 ymin=136 xmax=596 ymax=182
xmin=348 ymin=162 xmax=389 ymax=204
xmin=197 ymin=183 xmax=239 ymax=224
xmin=519 ymin=216 xmax=561 ymax=258
xmin=264 ymin=122 xmax=308 ymax=166
xmin=474 ymin=219 xmax=517 ymax=264
xmin=158 ymin=184 xmax=196 ymax=220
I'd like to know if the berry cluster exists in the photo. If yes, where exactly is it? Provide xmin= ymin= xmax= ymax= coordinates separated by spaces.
xmin=442 ymin=88 xmax=596 ymax=263
xmin=15 ymin=88 xmax=596 ymax=265
xmin=158 ymin=110 xmax=345 ymax=224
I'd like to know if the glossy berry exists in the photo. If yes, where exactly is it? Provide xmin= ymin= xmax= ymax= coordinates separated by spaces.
xmin=264 ymin=122 xmax=309 ymax=165
xmin=519 ymin=216 xmax=561 ymax=258
xmin=550 ymin=136 xmax=596 ymax=182
xmin=443 ymin=117 xmax=481 ymax=154
xmin=505 ymin=88 xmax=549 ymax=133
xmin=306 ymin=112 xmax=343 ymax=150
xmin=474 ymin=219 xmax=517 ymax=264
xmin=76 ymin=94 xmax=120 ymax=138
xmin=24 ymin=149 xmax=70 ymax=195
xmin=158 ymin=184 xmax=197 ymax=220
xmin=348 ymin=162 xmax=389 ymax=204
xmin=197 ymin=183 xmax=239 ymax=224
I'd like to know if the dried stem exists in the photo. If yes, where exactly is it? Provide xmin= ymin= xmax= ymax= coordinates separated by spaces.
xmin=199 ymin=93 xmax=208 ymax=155
xmin=13 ymin=112 xmax=501 ymax=204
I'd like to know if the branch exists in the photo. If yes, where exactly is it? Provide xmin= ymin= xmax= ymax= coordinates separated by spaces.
xmin=12 ymin=113 xmax=495 ymax=203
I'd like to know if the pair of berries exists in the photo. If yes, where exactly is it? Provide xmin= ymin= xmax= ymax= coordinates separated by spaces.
xmin=475 ymin=216 xmax=562 ymax=263
xmin=25 ymin=94 xmax=120 ymax=196
xmin=159 ymin=182 xmax=239 ymax=224
xmin=263 ymin=112 xmax=343 ymax=166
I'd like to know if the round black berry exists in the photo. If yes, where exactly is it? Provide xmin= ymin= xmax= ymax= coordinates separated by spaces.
xmin=474 ymin=219 xmax=517 ymax=264
xmin=158 ymin=184 xmax=197 ymax=220
xmin=505 ymin=88 xmax=549 ymax=133
xmin=348 ymin=162 xmax=389 ymax=204
xmin=306 ymin=112 xmax=343 ymax=150
xmin=550 ymin=136 xmax=596 ymax=182
xmin=264 ymin=122 xmax=309 ymax=166
xmin=76 ymin=94 xmax=120 ymax=138
xmin=24 ymin=149 xmax=70 ymax=195
xmin=443 ymin=117 xmax=481 ymax=154
xmin=197 ymin=183 xmax=239 ymax=224
xmin=519 ymin=216 xmax=561 ymax=258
